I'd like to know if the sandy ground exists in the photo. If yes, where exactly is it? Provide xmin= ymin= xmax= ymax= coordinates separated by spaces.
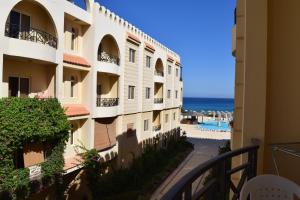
xmin=150 ymin=124 xmax=231 ymax=200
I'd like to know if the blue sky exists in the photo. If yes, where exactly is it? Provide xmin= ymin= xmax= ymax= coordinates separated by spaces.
xmin=75 ymin=0 xmax=236 ymax=98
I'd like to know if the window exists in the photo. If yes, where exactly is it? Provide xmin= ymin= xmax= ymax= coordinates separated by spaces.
xmin=173 ymin=112 xmax=176 ymax=120
xmin=8 ymin=11 xmax=31 ymax=39
xmin=165 ymin=114 xmax=169 ymax=123
xmin=176 ymin=68 xmax=179 ymax=77
xmin=175 ymin=90 xmax=178 ymax=99
xmin=168 ymin=65 xmax=172 ymax=75
xmin=129 ymin=48 xmax=136 ymax=63
xmin=145 ymin=87 xmax=151 ymax=99
xmin=167 ymin=90 xmax=171 ymax=98
xmin=144 ymin=120 xmax=149 ymax=131
xmin=71 ymin=27 xmax=77 ymax=51
xmin=13 ymin=149 xmax=24 ymax=169
xmin=70 ymin=76 xmax=77 ymax=98
xmin=128 ymin=86 xmax=135 ymax=99
xmin=146 ymin=56 xmax=151 ymax=68
xmin=9 ymin=77 xmax=30 ymax=97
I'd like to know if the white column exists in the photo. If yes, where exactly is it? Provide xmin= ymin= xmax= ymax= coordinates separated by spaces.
xmin=55 ymin=63 xmax=63 ymax=100
xmin=0 ymin=53 xmax=5 ymax=98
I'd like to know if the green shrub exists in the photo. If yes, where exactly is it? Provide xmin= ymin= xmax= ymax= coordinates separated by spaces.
xmin=81 ymin=132 xmax=194 ymax=200
xmin=0 ymin=97 xmax=70 ymax=199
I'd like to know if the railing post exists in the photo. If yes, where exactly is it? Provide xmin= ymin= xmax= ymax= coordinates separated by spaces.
xmin=216 ymin=159 xmax=230 ymax=200
xmin=247 ymin=149 xmax=258 ymax=180
xmin=184 ymin=183 xmax=192 ymax=200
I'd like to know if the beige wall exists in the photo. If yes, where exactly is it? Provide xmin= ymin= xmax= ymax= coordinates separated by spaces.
xmin=154 ymin=83 xmax=163 ymax=98
xmin=64 ymin=18 xmax=84 ymax=54
xmin=63 ymin=67 xmax=88 ymax=104
xmin=3 ymin=57 xmax=56 ymax=97
xmin=123 ymin=41 xmax=139 ymax=114
xmin=140 ymin=111 xmax=153 ymax=141
xmin=97 ymin=73 xmax=118 ymax=98
xmin=165 ymin=61 xmax=174 ymax=108
xmin=142 ymin=50 xmax=154 ymax=111
xmin=233 ymin=0 xmax=300 ymax=185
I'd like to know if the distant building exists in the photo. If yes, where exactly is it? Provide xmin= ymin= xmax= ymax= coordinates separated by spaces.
xmin=0 ymin=0 xmax=183 ymax=172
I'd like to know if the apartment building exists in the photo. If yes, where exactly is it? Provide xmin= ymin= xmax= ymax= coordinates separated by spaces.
xmin=0 ymin=0 xmax=183 ymax=172
xmin=232 ymin=0 xmax=300 ymax=185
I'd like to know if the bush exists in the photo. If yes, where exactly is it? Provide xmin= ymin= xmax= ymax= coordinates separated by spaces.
xmin=0 ymin=97 xmax=70 ymax=199
xmin=81 ymin=132 xmax=194 ymax=200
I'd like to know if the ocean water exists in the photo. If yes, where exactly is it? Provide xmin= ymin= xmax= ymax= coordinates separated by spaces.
xmin=183 ymin=97 xmax=234 ymax=112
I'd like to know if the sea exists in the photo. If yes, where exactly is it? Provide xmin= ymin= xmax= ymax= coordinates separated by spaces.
xmin=183 ymin=97 xmax=234 ymax=112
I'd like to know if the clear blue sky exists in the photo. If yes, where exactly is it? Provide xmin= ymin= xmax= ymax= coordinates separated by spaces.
xmin=75 ymin=0 xmax=236 ymax=98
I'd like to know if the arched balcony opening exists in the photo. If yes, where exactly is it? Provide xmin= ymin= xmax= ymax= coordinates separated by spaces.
xmin=155 ymin=58 xmax=164 ymax=77
xmin=4 ymin=1 xmax=58 ymax=49
xmin=98 ymin=35 xmax=120 ymax=66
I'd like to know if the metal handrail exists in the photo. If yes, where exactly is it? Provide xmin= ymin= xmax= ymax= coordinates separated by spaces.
xmin=96 ymin=97 xmax=119 ymax=107
xmin=155 ymin=70 xmax=164 ymax=77
xmin=5 ymin=23 xmax=57 ymax=49
xmin=154 ymin=98 xmax=163 ymax=104
xmin=153 ymin=124 xmax=161 ymax=132
xmin=98 ymin=51 xmax=120 ymax=65
xmin=161 ymin=145 xmax=259 ymax=200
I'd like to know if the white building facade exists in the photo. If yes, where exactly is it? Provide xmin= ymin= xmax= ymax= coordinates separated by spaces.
xmin=0 ymin=0 xmax=183 ymax=171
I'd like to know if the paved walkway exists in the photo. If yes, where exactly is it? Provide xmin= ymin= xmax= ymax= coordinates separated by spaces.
xmin=151 ymin=125 xmax=230 ymax=200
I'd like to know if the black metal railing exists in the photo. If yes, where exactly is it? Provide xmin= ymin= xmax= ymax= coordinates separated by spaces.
xmin=153 ymin=124 xmax=161 ymax=132
xmin=155 ymin=70 xmax=164 ymax=77
xmin=5 ymin=23 xmax=57 ymax=49
xmin=154 ymin=98 xmax=163 ymax=104
xmin=98 ymin=51 xmax=120 ymax=65
xmin=96 ymin=97 xmax=119 ymax=107
xmin=161 ymin=145 xmax=259 ymax=200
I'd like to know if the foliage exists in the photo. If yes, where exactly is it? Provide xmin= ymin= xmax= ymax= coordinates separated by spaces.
xmin=81 ymin=131 xmax=194 ymax=200
xmin=0 ymin=97 xmax=70 ymax=199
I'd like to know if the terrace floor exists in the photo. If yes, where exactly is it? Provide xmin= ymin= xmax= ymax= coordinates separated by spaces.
xmin=151 ymin=124 xmax=229 ymax=199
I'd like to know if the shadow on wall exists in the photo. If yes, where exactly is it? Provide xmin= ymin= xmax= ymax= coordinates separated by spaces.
xmin=62 ymin=128 xmax=181 ymax=200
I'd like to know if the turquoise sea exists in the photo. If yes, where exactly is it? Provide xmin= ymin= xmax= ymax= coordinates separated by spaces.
xmin=183 ymin=97 xmax=234 ymax=112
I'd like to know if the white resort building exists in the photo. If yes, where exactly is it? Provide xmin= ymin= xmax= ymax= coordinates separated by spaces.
xmin=0 ymin=0 xmax=183 ymax=172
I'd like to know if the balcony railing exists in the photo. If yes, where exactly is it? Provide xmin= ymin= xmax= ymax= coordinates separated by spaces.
xmin=96 ymin=97 xmax=119 ymax=107
xmin=161 ymin=145 xmax=259 ymax=200
xmin=5 ymin=23 xmax=57 ymax=49
xmin=98 ymin=51 xmax=120 ymax=65
xmin=154 ymin=98 xmax=163 ymax=104
xmin=153 ymin=124 xmax=161 ymax=132
xmin=155 ymin=71 xmax=164 ymax=77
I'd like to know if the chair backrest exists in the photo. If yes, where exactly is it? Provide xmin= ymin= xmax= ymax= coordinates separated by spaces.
xmin=240 ymin=174 xmax=300 ymax=200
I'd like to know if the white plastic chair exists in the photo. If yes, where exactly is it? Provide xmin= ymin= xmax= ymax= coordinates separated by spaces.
xmin=240 ymin=174 xmax=300 ymax=200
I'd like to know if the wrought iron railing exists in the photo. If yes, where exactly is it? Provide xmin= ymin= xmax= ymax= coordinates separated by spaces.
xmin=96 ymin=98 xmax=119 ymax=107
xmin=98 ymin=51 xmax=120 ymax=65
xmin=5 ymin=23 xmax=57 ymax=49
xmin=153 ymin=124 xmax=161 ymax=132
xmin=155 ymin=70 xmax=164 ymax=77
xmin=161 ymin=145 xmax=259 ymax=200
xmin=154 ymin=98 xmax=163 ymax=104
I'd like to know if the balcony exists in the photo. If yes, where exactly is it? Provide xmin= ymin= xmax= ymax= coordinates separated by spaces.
xmin=154 ymin=98 xmax=164 ymax=110
xmin=4 ymin=3 xmax=58 ymax=63
xmin=154 ymin=98 xmax=164 ymax=104
xmin=94 ymin=72 xmax=119 ymax=118
xmin=154 ymin=71 xmax=165 ymax=83
xmin=96 ymin=35 xmax=121 ymax=75
xmin=96 ymin=98 xmax=119 ymax=107
xmin=161 ymin=145 xmax=259 ymax=200
xmin=98 ymin=51 xmax=120 ymax=66
xmin=153 ymin=124 xmax=161 ymax=132
xmin=5 ymin=23 xmax=57 ymax=49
